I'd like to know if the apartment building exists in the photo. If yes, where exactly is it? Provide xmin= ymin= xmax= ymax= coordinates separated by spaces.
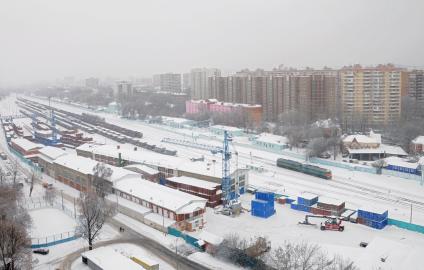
xmin=340 ymin=64 xmax=407 ymax=127
xmin=159 ymin=73 xmax=181 ymax=93
xmin=408 ymin=70 xmax=424 ymax=103
xmin=190 ymin=68 xmax=221 ymax=99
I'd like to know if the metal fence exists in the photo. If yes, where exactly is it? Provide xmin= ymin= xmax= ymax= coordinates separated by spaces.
xmin=31 ymin=231 xmax=79 ymax=249
xmin=388 ymin=218 xmax=424 ymax=234
xmin=168 ymin=227 xmax=201 ymax=248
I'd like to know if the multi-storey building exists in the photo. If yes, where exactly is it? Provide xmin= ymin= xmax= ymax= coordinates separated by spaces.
xmin=190 ymin=68 xmax=221 ymax=99
xmin=407 ymin=70 xmax=424 ymax=103
xmin=159 ymin=73 xmax=181 ymax=93
xmin=114 ymin=80 xmax=133 ymax=97
xmin=340 ymin=64 xmax=407 ymax=127
xmin=182 ymin=73 xmax=191 ymax=93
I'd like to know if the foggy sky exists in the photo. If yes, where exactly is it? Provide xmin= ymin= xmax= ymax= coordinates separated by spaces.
xmin=1 ymin=0 xmax=423 ymax=86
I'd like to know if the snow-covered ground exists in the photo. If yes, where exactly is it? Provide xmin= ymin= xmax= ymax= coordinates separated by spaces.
xmin=3 ymin=94 xmax=424 ymax=269
xmin=29 ymin=208 xmax=76 ymax=238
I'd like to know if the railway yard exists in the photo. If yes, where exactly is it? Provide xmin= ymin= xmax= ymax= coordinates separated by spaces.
xmin=1 ymin=94 xmax=424 ymax=269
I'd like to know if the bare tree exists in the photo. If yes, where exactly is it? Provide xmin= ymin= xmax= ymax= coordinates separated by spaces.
xmin=307 ymin=138 xmax=328 ymax=158
xmin=0 ymin=220 xmax=30 ymax=270
xmin=0 ymin=167 xmax=5 ymax=184
xmin=92 ymin=162 xmax=113 ymax=198
xmin=76 ymin=191 xmax=116 ymax=250
xmin=44 ymin=187 xmax=57 ymax=206
xmin=269 ymin=241 xmax=357 ymax=270
xmin=6 ymin=157 xmax=19 ymax=185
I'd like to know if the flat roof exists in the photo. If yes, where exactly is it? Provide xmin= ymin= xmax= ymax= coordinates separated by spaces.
xmin=384 ymin=157 xmax=419 ymax=169
xmin=167 ymin=176 xmax=220 ymax=190
xmin=318 ymin=196 xmax=344 ymax=206
xmin=124 ymin=164 xmax=159 ymax=175
xmin=54 ymin=154 xmax=139 ymax=182
xmin=11 ymin=138 xmax=43 ymax=152
xmin=210 ymin=125 xmax=243 ymax=132
xmin=299 ymin=192 xmax=318 ymax=200
xmin=82 ymin=246 xmax=142 ymax=270
xmin=38 ymin=146 xmax=67 ymax=161
xmin=255 ymin=133 xmax=288 ymax=145
xmin=77 ymin=143 xmax=245 ymax=179
xmin=114 ymin=177 xmax=207 ymax=214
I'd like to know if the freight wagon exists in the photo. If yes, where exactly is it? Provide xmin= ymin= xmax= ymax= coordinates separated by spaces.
xmin=276 ymin=158 xmax=332 ymax=180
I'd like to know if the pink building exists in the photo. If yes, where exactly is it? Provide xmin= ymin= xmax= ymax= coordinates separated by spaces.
xmin=186 ymin=99 xmax=263 ymax=126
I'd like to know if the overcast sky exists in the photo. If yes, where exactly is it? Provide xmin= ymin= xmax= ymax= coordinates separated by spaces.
xmin=1 ymin=0 xmax=423 ymax=86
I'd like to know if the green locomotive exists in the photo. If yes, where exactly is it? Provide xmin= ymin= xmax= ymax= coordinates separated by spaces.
xmin=276 ymin=158 xmax=332 ymax=180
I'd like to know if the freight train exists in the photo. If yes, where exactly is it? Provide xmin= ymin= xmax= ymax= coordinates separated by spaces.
xmin=276 ymin=158 xmax=332 ymax=180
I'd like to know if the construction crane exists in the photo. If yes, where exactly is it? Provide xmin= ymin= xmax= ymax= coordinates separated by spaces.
xmin=299 ymin=215 xmax=345 ymax=231
xmin=211 ymin=130 xmax=238 ymax=209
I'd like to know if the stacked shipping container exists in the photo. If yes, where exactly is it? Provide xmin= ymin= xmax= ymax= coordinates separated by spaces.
xmin=311 ymin=197 xmax=346 ymax=216
xmin=290 ymin=193 xmax=318 ymax=213
xmin=251 ymin=191 xmax=275 ymax=218
xmin=357 ymin=208 xmax=388 ymax=230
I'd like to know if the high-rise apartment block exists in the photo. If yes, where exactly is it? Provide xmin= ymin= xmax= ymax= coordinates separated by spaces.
xmin=159 ymin=73 xmax=181 ymax=93
xmin=190 ymin=68 xmax=221 ymax=99
xmin=339 ymin=64 xmax=407 ymax=127
xmin=407 ymin=70 xmax=424 ymax=103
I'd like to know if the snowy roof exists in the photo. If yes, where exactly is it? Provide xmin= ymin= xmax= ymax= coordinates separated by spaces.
xmin=299 ymin=192 xmax=318 ymax=200
xmin=11 ymin=138 xmax=43 ymax=152
xmin=114 ymin=177 xmax=207 ymax=214
xmin=77 ymin=143 xmax=244 ymax=179
xmin=384 ymin=156 xmax=419 ymax=169
xmin=38 ymin=146 xmax=67 ymax=162
xmin=358 ymin=205 xmax=387 ymax=215
xmin=197 ymin=230 xmax=224 ymax=246
xmin=347 ymin=144 xmax=407 ymax=156
xmin=412 ymin=135 xmax=424 ymax=145
xmin=106 ymin=194 xmax=152 ymax=215
xmin=318 ymin=196 xmax=344 ymax=206
xmin=54 ymin=154 xmax=139 ymax=182
xmin=343 ymin=131 xmax=381 ymax=144
xmin=124 ymin=164 xmax=159 ymax=175
xmin=255 ymin=133 xmax=288 ymax=146
xmin=210 ymin=125 xmax=243 ymax=132
xmin=82 ymin=246 xmax=142 ymax=270
xmin=167 ymin=176 xmax=220 ymax=190
xmin=161 ymin=116 xmax=193 ymax=124
xmin=356 ymin=237 xmax=424 ymax=270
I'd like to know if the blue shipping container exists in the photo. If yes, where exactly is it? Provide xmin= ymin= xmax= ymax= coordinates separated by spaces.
xmin=358 ymin=209 xmax=388 ymax=222
xmin=285 ymin=198 xmax=295 ymax=204
xmin=252 ymin=199 xmax=275 ymax=212
xmin=290 ymin=203 xmax=311 ymax=212
xmin=255 ymin=191 xmax=274 ymax=202
xmin=297 ymin=196 xmax=318 ymax=206
xmin=251 ymin=208 xmax=275 ymax=218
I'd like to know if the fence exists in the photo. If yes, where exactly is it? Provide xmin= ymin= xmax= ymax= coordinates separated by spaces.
xmin=168 ymin=227 xmax=201 ymax=248
xmin=388 ymin=218 xmax=424 ymax=234
xmin=24 ymin=199 xmax=76 ymax=219
xmin=381 ymin=169 xmax=422 ymax=182
xmin=31 ymin=231 xmax=79 ymax=249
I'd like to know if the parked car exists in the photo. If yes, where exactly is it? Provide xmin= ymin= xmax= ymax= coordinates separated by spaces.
xmin=318 ymin=152 xmax=331 ymax=159
xmin=33 ymin=249 xmax=49 ymax=255
xmin=0 ymin=152 xmax=7 ymax=160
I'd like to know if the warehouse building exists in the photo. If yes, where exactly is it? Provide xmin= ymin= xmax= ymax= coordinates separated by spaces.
xmin=112 ymin=176 xmax=207 ymax=231
xmin=37 ymin=146 xmax=68 ymax=177
xmin=53 ymin=154 xmax=139 ymax=192
xmin=165 ymin=176 xmax=222 ymax=207
xmin=10 ymin=138 xmax=43 ymax=157
xmin=76 ymin=143 xmax=248 ymax=199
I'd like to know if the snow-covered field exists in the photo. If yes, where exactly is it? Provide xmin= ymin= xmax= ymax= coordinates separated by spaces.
xmin=29 ymin=208 xmax=76 ymax=238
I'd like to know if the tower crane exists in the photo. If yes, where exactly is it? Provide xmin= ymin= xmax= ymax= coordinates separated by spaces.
xmin=211 ymin=130 xmax=239 ymax=209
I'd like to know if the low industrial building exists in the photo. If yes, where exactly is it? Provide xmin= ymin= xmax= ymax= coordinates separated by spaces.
xmin=165 ymin=176 xmax=222 ymax=207
xmin=53 ymin=154 xmax=139 ymax=192
xmin=124 ymin=164 xmax=160 ymax=182
xmin=10 ymin=138 xmax=43 ymax=157
xmin=76 ymin=143 xmax=248 ymax=199
xmin=252 ymin=133 xmax=289 ymax=152
xmin=209 ymin=125 xmax=244 ymax=137
xmin=384 ymin=156 xmax=421 ymax=175
xmin=112 ymin=176 xmax=207 ymax=231
xmin=37 ymin=146 xmax=68 ymax=177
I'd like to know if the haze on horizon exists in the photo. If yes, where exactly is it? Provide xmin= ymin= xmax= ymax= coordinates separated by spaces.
xmin=1 ymin=0 xmax=423 ymax=86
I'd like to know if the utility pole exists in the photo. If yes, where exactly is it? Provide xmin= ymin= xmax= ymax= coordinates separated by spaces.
xmin=410 ymin=203 xmax=413 ymax=224
xmin=61 ymin=190 xmax=64 ymax=210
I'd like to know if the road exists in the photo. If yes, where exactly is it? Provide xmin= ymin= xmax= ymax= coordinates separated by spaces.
xmin=60 ymin=218 xmax=211 ymax=270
